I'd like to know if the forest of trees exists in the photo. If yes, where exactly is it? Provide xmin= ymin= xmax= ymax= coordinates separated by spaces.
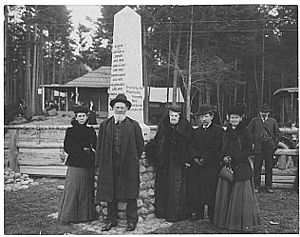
xmin=4 ymin=5 xmax=298 ymax=122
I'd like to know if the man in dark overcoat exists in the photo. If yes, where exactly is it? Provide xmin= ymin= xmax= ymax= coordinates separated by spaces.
xmin=187 ymin=105 xmax=224 ymax=222
xmin=95 ymin=94 xmax=144 ymax=231
xmin=248 ymin=104 xmax=281 ymax=193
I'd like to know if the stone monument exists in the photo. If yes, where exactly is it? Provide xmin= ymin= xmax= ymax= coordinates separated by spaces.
xmin=108 ymin=6 xmax=150 ymax=140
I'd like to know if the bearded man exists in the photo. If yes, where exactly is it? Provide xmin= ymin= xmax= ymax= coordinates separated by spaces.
xmin=95 ymin=94 xmax=144 ymax=231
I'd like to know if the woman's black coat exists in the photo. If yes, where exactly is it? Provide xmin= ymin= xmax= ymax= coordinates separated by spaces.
xmin=145 ymin=115 xmax=195 ymax=221
xmin=64 ymin=118 xmax=97 ymax=168
xmin=221 ymin=123 xmax=253 ymax=181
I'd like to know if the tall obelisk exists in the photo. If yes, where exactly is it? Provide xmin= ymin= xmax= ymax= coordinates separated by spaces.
xmin=109 ymin=7 xmax=149 ymax=139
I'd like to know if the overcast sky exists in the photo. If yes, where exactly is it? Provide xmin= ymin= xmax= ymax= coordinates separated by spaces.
xmin=66 ymin=5 xmax=102 ymax=52
xmin=67 ymin=5 xmax=101 ymax=29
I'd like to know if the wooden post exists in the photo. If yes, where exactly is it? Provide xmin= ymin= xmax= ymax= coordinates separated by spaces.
xmin=42 ymin=86 xmax=45 ymax=111
xmin=8 ymin=130 xmax=20 ymax=172
xmin=36 ymin=128 xmax=41 ymax=144
xmin=66 ymin=91 xmax=69 ymax=111
xmin=75 ymin=87 xmax=78 ymax=104
xmin=98 ymin=89 xmax=101 ymax=112
xmin=291 ymin=93 xmax=294 ymax=123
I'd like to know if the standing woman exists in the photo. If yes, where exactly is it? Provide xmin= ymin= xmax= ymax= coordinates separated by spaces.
xmin=59 ymin=105 xmax=97 ymax=223
xmin=146 ymin=106 xmax=195 ymax=222
xmin=214 ymin=105 xmax=260 ymax=232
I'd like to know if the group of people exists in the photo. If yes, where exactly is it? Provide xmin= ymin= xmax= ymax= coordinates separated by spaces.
xmin=58 ymin=93 xmax=281 ymax=233
xmin=147 ymin=103 xmax=270 ymax=232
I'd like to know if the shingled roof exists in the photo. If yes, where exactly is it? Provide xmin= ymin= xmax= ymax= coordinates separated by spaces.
xmin=64 ymin=66 xmax=110 ymax=88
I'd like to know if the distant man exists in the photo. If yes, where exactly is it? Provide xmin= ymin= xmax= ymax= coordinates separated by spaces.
xmin=187 ymin=105 xmax=224 ymax=222
xmin=248 ymin=104 xmax=281 ymax=193
xmin=95 ymin=94 xmax=144 ymax=231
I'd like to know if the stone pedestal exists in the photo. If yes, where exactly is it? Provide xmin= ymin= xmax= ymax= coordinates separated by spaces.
xmin=94 ymin=151 xmax=156 ymax=222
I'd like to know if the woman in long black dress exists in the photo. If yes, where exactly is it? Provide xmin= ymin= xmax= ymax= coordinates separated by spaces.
xmin=59 ymin=105 xmax=97 ymax=223
xmin=146 ymin=106 xmax=195 ymax=222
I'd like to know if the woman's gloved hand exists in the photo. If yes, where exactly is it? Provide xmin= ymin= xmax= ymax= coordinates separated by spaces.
xmin=83 ymin=147 xmax=92 ymax=154
xmin=194 ymin=157 xmax=204 ymax=167
xmin=223 ymin=155 xmax=231 ymax=164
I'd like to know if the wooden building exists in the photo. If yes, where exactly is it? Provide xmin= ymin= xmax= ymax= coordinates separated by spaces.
xmin=40 ymin=66 xmax=110 ymax=117
xmin=40 ymin=66 xmax=184 ymax=122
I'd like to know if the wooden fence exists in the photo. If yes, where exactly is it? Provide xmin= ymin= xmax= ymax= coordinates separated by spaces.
xmin=4 ymin=125 xmax=298 ymax=187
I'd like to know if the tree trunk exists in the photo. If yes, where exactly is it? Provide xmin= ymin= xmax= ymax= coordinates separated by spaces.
xmin=234 ymin=58 xmax=238 ymax=104
xmin=4 ymin=6 xmax=9 ymax=105
xmin=172 ymin=24 xmax=182 ymax=107
xmin=253 ymin=54 xmax=260 ymax=105
xmin=217 ymin=84 xmax=222 ymax=125
xmin=25 ymin=22 xmax=31 ymax=107
xmin=31 ymin=23 xmax=38 ymax=114
xmin=166 ymin=21 xmax=172 ymax=104
xmin=35 ymin=36 xmax=43 ymax=115
xmin=268 ymin=57 xmax=272 ymax=105
xmin=51 ymin=47 xmax=56 ymax=101
xmin=51 ymin=26 xmax=56 ymax=101
xmin=261 ymin=27 xmax=265 ymax=105
xmin=186 ymin=6 xmax=193 ymax=121
xmin=40 ymin=34 xmax=44 ymax=86
xmin=221 ymin=92 xmax=225 ymax=125
xmin=206 ymin=84 xmax=210 ymax=105
xmin=198 ymin=87 xmax=202 ymax=111
xmin=18 ymin=65 xmax=24 ymax=99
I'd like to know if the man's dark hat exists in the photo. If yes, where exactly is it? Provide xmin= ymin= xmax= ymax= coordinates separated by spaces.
xmin=110 ymin=94 xmax=132 ymax=109
xmin=73 ymin=105 xmax=89 ymax=114
xmin=168 ymin=105 xmax=182 ymax=113
xmin=197 ymin=105 xmax=214 ymax=115
xmin=258 ymin=104 xmax=272 ymax=112
xmin=227 ymin=105 xmax=244 ymax=116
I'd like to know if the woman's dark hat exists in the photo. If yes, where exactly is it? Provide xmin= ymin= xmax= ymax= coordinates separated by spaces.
xmin=258 ymin=104 xmax=272 ymax=112
xmin=110 ymin=94 xmax=132 ymax=109
xmin=168 ymin=105 xmax=182 ymax=113
xmin=197 ymin=105 xmax=214 ymax=115
xmin=227 ymin=105 xmax=244 ymax=116
xmin=73 ymin=105 xmax=89 ymax=114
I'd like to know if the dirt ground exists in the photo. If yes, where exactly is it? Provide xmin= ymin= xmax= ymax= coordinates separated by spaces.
xmin=4 ymin=178 xmax=299 ymax=234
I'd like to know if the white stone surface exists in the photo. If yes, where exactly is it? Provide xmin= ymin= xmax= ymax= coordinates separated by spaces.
xmin=57 ymin=185 xmax=64 ymax=190
xmin=139 ymin=166 xmax=147 ymax=173
xmin=108 ymin=6 xmax=144 ymax=123
xmin=137 ymin=199 xmax=143 ymax=207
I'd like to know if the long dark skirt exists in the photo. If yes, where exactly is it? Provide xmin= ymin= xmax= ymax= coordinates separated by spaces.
xmin=213 ymin=177 xmax=232 ymax=228
xmin=154 ymin=152 xmax=189 ymax=222
xmin=58 ymin=166 xmax=95 ymax=223
xmin=225 ymin=178 xmax=261 ymax=232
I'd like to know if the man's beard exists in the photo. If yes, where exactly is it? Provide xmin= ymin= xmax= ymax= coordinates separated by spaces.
xmin=114 ymin=113 xmax=127 ymax=122
xmin=170 ymin=118 xmax=179 ymax=125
